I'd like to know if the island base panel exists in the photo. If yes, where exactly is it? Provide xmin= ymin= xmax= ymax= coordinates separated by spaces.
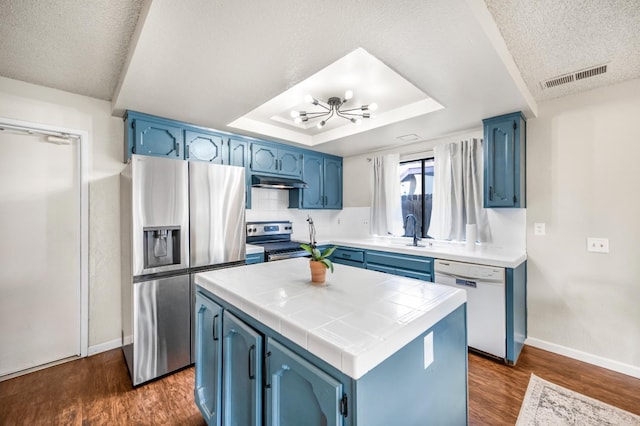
xmin=355 ymin=305 xmax=468 ymax=425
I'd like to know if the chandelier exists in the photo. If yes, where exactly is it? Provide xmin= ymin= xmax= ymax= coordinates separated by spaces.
xmin=290 ymin=90 xmax=378 ymax=129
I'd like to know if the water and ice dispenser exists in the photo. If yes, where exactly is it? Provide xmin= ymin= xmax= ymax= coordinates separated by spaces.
xmin=143 ymin=226 xmax=181 ymax=269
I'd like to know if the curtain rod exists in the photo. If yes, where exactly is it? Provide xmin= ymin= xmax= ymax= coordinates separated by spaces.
xmin=367 ymin=149 xmax=435 ymax=162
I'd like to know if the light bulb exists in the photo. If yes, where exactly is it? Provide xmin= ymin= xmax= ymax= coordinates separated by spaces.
xmin=304 ymin=94 xmax=314 ymax=104
xmin=368 ymin=102 xmax=378 ymax=111
xmin=290 ymin=110 xmax=300 ymax=118
xmin=344 ymin=90 xmax=353 ymax=100
xmin=294 ymin=117 xmax=302 ymax=124
xmin=317 ymin=120 xmax=326 ymax=129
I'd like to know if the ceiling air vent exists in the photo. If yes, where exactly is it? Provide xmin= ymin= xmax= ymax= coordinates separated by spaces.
xmin=540 ymin=63 xmax=608 ymax=90
xmin=575 ymin=64 xmax=607 ymax=81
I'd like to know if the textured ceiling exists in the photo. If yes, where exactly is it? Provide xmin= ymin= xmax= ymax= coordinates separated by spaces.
xmin=0 ymin=0 xmax=638 ymax=156
xmin=485 ymin=0 xmax=640 ymax=101
xmin=0 ymin=0 xmax=144 ymax=100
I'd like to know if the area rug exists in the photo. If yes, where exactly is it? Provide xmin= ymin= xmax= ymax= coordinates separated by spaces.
xmin=516 ymin=373 xmax=640 ymax=425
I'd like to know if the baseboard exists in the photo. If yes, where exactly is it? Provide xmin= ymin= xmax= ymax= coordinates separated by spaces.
xmin=525 ymin=337 xmax=640 ymax=379
xmin=88 ymin=338 xmax=122 ymax=356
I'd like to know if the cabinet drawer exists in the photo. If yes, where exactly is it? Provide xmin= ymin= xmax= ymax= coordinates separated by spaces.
xmin=333 ymin=258 xmax=366 ymax=269
xmin=246 ymin=253 xmax=264 ymax=264
xmin=366 ymin=263 xmax=395 ymax=275
xmin=332 ymin=247 xmax=364 ymax=263
xmin=396 ymin=269 xmax=432 ymax=282
xmin=366 ymin=251 xmax=432 ymax=271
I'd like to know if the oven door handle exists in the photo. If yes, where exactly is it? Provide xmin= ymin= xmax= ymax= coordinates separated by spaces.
xmin=267 ymin=252 xmax=310 ymax=261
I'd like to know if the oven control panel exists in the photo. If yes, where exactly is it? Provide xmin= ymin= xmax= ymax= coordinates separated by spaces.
xmin=246 ymin=221 xmax=293 ymax=237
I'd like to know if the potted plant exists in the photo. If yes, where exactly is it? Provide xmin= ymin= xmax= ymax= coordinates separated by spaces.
xmin=301 ymin=215 xmax=336 ymax=284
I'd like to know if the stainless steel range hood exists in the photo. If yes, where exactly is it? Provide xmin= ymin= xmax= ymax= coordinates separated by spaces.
xmin=251 ymin=174 xmax=308 ymax=189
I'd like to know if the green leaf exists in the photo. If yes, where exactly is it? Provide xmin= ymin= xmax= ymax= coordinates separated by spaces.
xmin=321 ymin=258 xmax=334 ymax=273
xmin=300 ymin=243 xmax=313 ymax=254
xmin=321 ymin=246 xmax=337 ymax=258
xmin=311 ymin=248 xmax=321 ymax=260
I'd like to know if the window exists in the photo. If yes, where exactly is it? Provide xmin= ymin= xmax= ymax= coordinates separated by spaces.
xmin=399 ymin=158 xmax=434 ymax=238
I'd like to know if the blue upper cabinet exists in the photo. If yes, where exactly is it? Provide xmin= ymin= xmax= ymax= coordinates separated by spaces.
xmin=228 ymin=138 xmax=249 ymax=168
xmin=251 ymin=142 xmax=303 ymax=177
xmin=265 ymin=338 xmax=345 ymax=426
xmin=228 ymin=137 xmax=251 ymax=209
xmin=185 ymin=130 xmax=224 ymax=164
xmin=300 ymin=153 xmax=324 ymax=208
xmin=324 ymin=157 xmax=343 ymax=209
xmin=483 ymin=112 xmax=526 ymax=208
xmin=132 ymin=118 xmax=183 ymax=159
xmin=290 ymin=154 xmax=342 ymax=209
xmin=194 ymin=293 xmax=223 ymax=426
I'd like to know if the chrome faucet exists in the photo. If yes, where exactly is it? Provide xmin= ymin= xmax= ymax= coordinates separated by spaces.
xmin=403 ymin=214 xmax=420 ymax=246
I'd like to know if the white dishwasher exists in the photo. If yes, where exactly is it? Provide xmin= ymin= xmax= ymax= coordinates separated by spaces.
xmin=434 ymin=259 xmax=506 ymax=359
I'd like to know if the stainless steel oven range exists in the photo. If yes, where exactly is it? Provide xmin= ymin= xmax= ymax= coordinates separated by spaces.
xmin=246 ymin=221 xmax=309 ymax=261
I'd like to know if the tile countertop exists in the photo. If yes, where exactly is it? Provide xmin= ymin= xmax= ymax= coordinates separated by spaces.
xmin=195 ymin=257 xmax=466 ymax=380
xmin=245 ymin=244 xmax=264 ymax=255
xmin=314 ymin=237 xmax=526 ymax=268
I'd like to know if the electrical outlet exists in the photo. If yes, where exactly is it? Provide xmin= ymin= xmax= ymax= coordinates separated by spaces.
xmin=534 ymin=223 xmax=546 ymax=236
xmin=587 ymin=237 xmax=609 ymax=253
xmin=423 ymin=332 xmax=434 ymax=369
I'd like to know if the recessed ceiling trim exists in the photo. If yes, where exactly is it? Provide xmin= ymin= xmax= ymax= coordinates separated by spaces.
xmin=228 ymin=48 xmax=444 ymax=146
xmin=228 ymin=117 xmax=315 ymax=146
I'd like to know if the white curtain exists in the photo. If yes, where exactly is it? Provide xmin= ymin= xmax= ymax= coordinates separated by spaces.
xmin=370 ymin=154 xmax=403 ymax=236
xmin=428 ymin=139 xmax=491 ymax=242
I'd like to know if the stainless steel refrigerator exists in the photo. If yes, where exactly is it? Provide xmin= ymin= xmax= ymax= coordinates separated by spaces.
xmin=121 ymin=154 xmax=245 ymax=386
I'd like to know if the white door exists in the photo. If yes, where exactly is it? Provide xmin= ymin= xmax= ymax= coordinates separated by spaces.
xmin=0 ymin=129 xmax=81 ymax=376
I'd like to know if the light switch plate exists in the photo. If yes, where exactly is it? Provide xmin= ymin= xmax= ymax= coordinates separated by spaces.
xmin=587 ymin=237 xmax=609 ymax=253
xmin=534 ymin=223 xmax=546 ymax=236
xmin=423 ymin=332 xmax=434 ymax=369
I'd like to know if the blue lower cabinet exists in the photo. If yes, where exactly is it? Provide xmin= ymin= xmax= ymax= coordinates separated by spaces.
xmin=266 ymin=338 xmax=345 ymax=426
xmin=196 ymin=287 xmax=468 ymax=425
xmin=506 ymin=261 xmax=527 ymax=364
xmin=365 ymin=250 xmax=434 ymax=282
xmin=245 ymin=253 xmax=264 ymax=264
xmin=194 ymin=293 xmax=223 ymax=426
xmin=222 ymin=312 xmax=262 ymax=426
xmin=331 ymin=247 xmax=365 ymax=268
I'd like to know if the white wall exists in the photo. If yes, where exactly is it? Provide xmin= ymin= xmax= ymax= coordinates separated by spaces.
xmin=0 ymin=77 xmax=124 ymax=350
xmin=341 ymin=129 xmax=526 ymax=249
xmin=526 ymin=78 xmax=640 ymax=374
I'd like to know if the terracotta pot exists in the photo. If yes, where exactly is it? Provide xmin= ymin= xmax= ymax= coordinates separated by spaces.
xmin=309 ymin=260 xmax=327 ymax=284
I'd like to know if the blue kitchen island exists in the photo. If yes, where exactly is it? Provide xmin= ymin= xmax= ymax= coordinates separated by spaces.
xmin=194 ymin=258 xmax=468 ymax=426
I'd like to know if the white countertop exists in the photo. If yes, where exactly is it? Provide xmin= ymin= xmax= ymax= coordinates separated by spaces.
xmin=317 ymin=237 xmax=526 ymax=268
xmin=246 ymin=244 xmax=264 ymax=255
xmin=195 ymin=258 xmax=466 ymax=379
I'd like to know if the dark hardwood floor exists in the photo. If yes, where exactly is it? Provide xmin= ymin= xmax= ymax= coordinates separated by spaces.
xmin=1 ymin=345 xmax=639 ymax=425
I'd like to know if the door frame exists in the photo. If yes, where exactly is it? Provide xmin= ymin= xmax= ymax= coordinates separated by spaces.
xmin=0 ymin=116 xmax=89 ymax=359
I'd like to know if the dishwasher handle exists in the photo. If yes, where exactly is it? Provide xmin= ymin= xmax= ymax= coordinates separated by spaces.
xmin=455 ymin=278 xmax=477 ymax=288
